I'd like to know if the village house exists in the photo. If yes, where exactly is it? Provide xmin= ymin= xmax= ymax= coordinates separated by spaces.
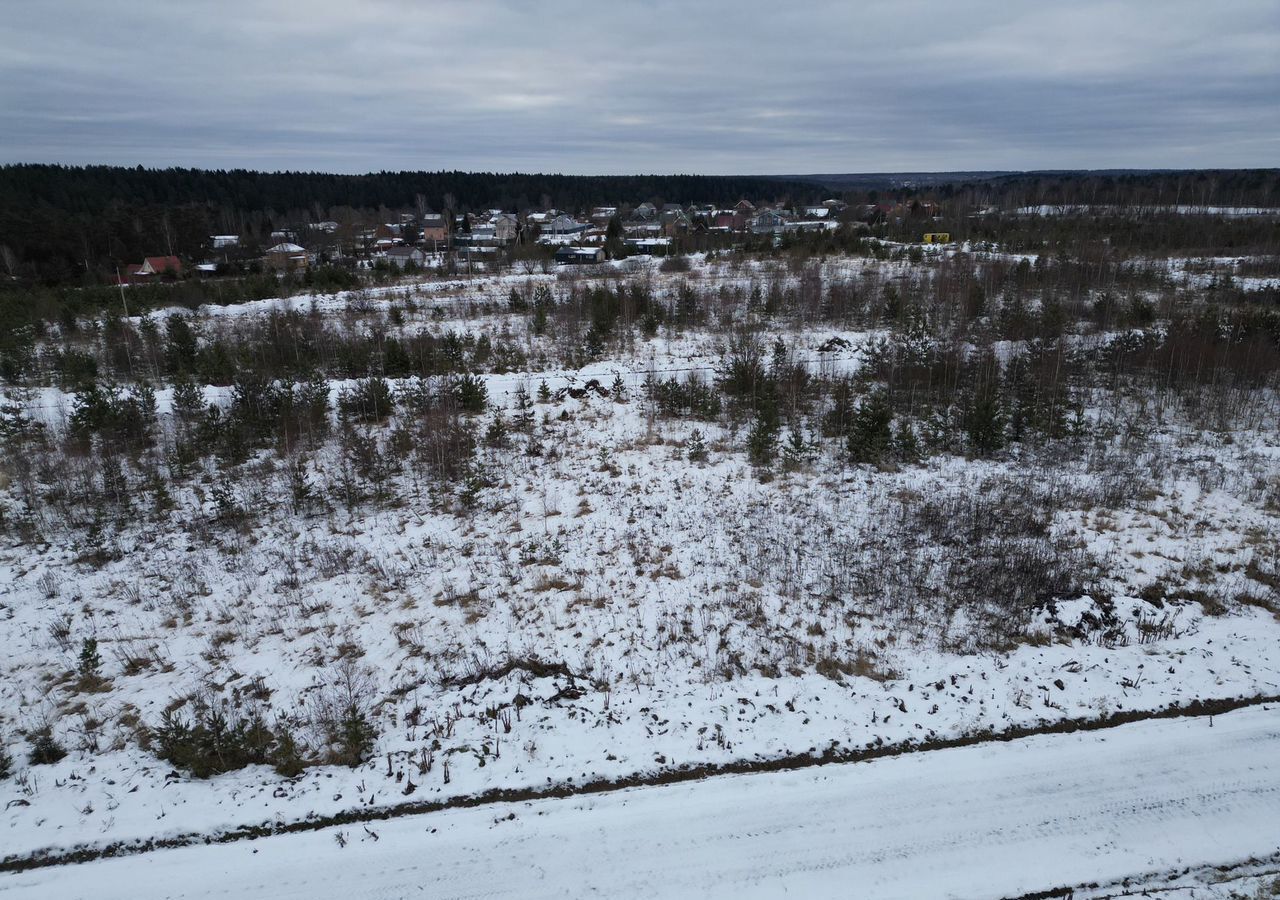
xmin=660 ymin=209 xmax=690 ymax=237
xmin=265 ymin=242 xmax=308 ymax=271
xmin=465 ymin=223 xmax=499 ymax=245
xmin=136 ymin=255 xmax=182 ymax=277
xmin=385 ymin=246 xmax=426 ymax=268
xmin=420 ymin=214 xmax=447 ymax=245
xmin=750 ymin=210 xmax=788 ymax=234
xmin=624 ymin=221 xmax=663 ymax=239
xmin=625 ymin=237 xmax=672 ymax=255
xmin=555 ymin=245 xmax=605 ymax=265
xmin=545 ymin=214 xmax=589 ymax=235
xmin=489 ymin=213 xmax=519 ymax=244
xmin=114 ymin=255 xmax=183 ymax=284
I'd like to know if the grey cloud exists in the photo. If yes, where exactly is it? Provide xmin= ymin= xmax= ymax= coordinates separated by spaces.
xmin=1 ymin=0 xmax=1276 ymax=173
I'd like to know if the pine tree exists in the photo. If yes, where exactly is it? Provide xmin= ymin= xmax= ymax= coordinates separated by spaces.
xmin=28 ymin=728 xmax=66 ymax=765
xmin=893 ymin=419 xmax=921 ymax=464
xmin=537 ymin=380 xmax=552 ymax=403
xmin=781 ymin=429 xmax=814 ymax=471
xmin=289 ymin=456 xmax=314 ymax=514
xmin=847 ymin=390 xmax=894 ymax=465
xmin=823 ymin=378 xmax=857 ymax=437
xmin=453 ymin=374 xmax=487 ymax=413
xmin=532 ymin=285 xmax=553 ymax=335
xmin=484 ymin=409 xmax=509 ymax=447
xmin=611 ymin=373 xmax=627 ymax=403
xmin=78 ymin=637 xmax=102 ymax=682
xmin=272 ymin=724 xmax=306 ymax=777
xmin=961 ymin=351 xmax=1005 ymax=457
xmin=770 ymin=338 xmax=789 ymax=379
xmin=686 ymin=428 xmax=708 ymax=462
xmin=512 ymin=384 xmax=535 ymax=430
xmin=171 ymin=375 xmax=205 ymax=427
xmin=605 ymin=216 xmax=626 ymax=259
xmin=746 ymin=414 xmax=779 ymax=468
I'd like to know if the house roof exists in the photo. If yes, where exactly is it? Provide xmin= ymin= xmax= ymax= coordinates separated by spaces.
xmin=142 ymin=255 xmax=181 ymax=272
xmin=267 ymin=242 xmax=305 ymax=254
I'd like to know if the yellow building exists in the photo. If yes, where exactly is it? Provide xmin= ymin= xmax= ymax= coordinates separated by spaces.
xmin=922 ymin=232 xmax=951 ymax=244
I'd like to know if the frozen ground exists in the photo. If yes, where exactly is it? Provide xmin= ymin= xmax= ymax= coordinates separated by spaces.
xmin=3 ymin=705 xmax=1278 ymax=900
xmin=2 ymin=252 xmax=1277 ymax=867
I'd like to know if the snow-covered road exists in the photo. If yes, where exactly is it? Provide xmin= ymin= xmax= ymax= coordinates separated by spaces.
xmin=4 ymin=706 xmax=1279 ymax=900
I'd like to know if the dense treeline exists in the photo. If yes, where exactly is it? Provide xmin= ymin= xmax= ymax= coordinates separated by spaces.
xmin=962 ymin=169 xmax=1280 ymax=210
xmin=0 ymin=165 xmax=820 ymax=216
xmin=796 ymin=169 xmax=1280 ymax=209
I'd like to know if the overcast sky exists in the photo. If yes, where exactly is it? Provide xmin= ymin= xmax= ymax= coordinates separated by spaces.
xmin=2 ymin=0 xmax=1277 ymax=175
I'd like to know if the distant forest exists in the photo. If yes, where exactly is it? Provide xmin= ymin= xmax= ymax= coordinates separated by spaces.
xmin=791 ymin=169 xmax=1280 ymax=209
xmin=0 ymin=164 xmax=1277 ymax=286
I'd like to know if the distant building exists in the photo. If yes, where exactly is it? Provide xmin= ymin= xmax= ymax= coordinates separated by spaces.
xmin=210 ymin=235 xmax=240 ymax=249
xmin=712 ymin=210 xmax=751 ymax=231
xmin=624 ymin=222 xmax=662 ymax=238
xmin=138 ymin=255 xmax=182 ymax=277
xmin=385 ymin=246 xmax=426 ymax=268
xmin=555 ymin=246 xmax=605 ymax=265
xmin=922 ymin=232 xmax=951 ymax=244
xmin=420 ymin=214 xmax=447 ymax=244
xmin=750 ymin=211 xmax=788 ymax=234
xmin=625 ymin=237 xmax=671 ymax=255
xmin=545 ymin=214 xmax=589 ymax=236
xmin=266 ymin=242 xmax=308 ymax=271
xmin=489 ymin=213 xmax=519 ymax=244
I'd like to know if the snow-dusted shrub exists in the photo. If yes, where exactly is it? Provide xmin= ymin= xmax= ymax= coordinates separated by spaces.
xmin=27 ymin=728 xmax=66 ymax=766
xmin=312 ymin=661 xmax=378 ymax=768
xmin=151 ymin=699 xmax=309 ymax=779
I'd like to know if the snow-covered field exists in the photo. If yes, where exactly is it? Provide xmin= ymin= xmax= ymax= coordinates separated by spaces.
xmin=1 ymin=252 xmax=1277 ymax=876
xmin=4 ymin=705 xmax=1278 ymax=899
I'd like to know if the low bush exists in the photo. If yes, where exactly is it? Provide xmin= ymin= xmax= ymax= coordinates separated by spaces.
xmin=152 ymin=700 xmax=308 ymax=779
xmin=27 ymin=728 xmax=67 ymax=765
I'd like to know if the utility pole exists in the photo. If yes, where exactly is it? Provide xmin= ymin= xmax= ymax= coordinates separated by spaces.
xmin=115 ymin=266 xmax=135 ymax=376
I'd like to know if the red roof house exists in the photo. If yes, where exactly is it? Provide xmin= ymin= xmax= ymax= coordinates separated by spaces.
xmin=138 ymin=256 xmax=182 ymax=277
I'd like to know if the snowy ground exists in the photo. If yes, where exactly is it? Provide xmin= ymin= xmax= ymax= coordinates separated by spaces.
xmin=3 ymin=705 xmax=1278 ymax=900
xmin=2 ymin=253 xmax=1278 ymax=868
